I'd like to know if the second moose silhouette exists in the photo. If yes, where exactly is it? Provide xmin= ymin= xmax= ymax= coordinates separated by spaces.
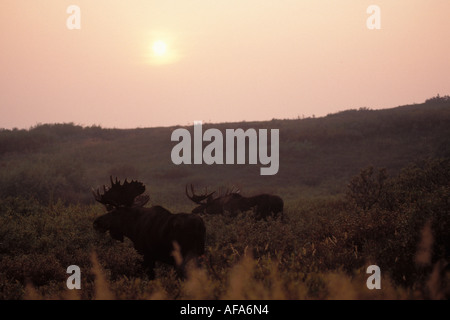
xmin=186 ymin=184 xmax=283 ymax=220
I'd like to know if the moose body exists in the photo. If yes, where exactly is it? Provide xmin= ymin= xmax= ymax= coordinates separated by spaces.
xmin=192 ymin=193 xmax=247 ymax=215
xmin=93 ymin=177 xmax=206 ymax=279
xmin=187 ymin=185 xmax=284 ymax=220
xmin=243 ymin=194 xmax=284 ymax=220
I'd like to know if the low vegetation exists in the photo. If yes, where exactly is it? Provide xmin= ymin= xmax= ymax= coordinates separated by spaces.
xmin=0 ymin=97 xmax=449 ymax=299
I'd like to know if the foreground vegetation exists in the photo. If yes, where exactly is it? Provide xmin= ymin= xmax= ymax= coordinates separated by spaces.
xmin=0 ymin=158 xmax=448 ymax=299
xmin=0 ymin=97 xmax=449 ymax=299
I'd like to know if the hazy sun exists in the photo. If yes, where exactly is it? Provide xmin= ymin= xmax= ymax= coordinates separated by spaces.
xmin=152 ymin=40 xmax=167 ymax=56
xmin=146 ymin=34 xmax=180 ymax=66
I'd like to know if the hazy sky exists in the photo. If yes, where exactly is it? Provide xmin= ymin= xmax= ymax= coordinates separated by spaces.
xmin=1 ymin=0 xmax=449 ymax=129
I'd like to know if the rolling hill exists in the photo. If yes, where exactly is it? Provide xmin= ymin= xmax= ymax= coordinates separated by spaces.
xmin=0 ymin=96 xmax=449 ymax=209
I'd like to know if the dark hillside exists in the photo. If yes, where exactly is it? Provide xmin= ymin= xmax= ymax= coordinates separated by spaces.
xmin=0 ymin=97 xmax=449 ymax=207
xmin=0 ymin=96 xmax=449 ymax=299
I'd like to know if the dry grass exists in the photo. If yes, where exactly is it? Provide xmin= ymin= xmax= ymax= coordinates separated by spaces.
xmin=22 ymin=229 xmax=448 ymax=300
xmin=3 ymin=159 xmax=449 ymax=300
xmin=415 ymin=221 xmax=434 ymax=267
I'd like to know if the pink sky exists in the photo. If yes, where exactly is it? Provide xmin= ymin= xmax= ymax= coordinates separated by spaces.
xmin=1 ymin=0 xmax=449 ymax=129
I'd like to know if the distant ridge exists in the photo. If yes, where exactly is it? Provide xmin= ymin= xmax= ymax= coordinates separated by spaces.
xmin=0 ymin=96 xmax=449 ymax=204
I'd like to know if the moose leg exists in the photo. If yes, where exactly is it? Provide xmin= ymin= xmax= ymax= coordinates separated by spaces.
xmin=254 ymin=206 xmax=264 ymax=220
xmin=143 ymin=255 xmax=156 ymax=279
xmin=177 ymin=252 xmax=200 ymax=279
xmin=259 ymin=206 xmax=271 ymax=221
xmin=175 ymin=265 xmax=186 ymax=279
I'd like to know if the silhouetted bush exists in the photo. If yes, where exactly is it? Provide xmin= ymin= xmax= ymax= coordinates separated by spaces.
xmin=425 ymin=94 xmax=450 ymax=104
xmin=345 ymin=159 xmax=450 ymax=286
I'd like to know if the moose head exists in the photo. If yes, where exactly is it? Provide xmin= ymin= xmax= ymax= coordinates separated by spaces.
xmin=92 ymin=176 xmax=150 ymax=241
xmin=186 ymin=183 xmax=283 ymax=220
xmin=185 ymin=184 xmax=217 ymax=213
xmin=186 ymin=184 xmax=243 ymax=215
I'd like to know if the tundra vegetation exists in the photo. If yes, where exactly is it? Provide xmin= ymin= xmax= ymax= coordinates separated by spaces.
xmin=0 ymin=97 xmax=449 ymax=299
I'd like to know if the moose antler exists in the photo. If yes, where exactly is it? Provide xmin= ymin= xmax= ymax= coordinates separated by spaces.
xmin=227 ymin=185 xmax=241 ymax=195
xmin=92 ymin=176 xmax=150 ymax=208
xmin=185 ymin=184 xmax=215 ymax=204
xmin=217 ymin=185 xmax=241 ymax=197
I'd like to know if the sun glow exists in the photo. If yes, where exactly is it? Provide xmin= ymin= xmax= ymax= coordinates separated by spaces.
xmin=146 ymin=36 xmax=180 ymax=66
xmin=152 ymin=40 xmax=167 ymax=56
